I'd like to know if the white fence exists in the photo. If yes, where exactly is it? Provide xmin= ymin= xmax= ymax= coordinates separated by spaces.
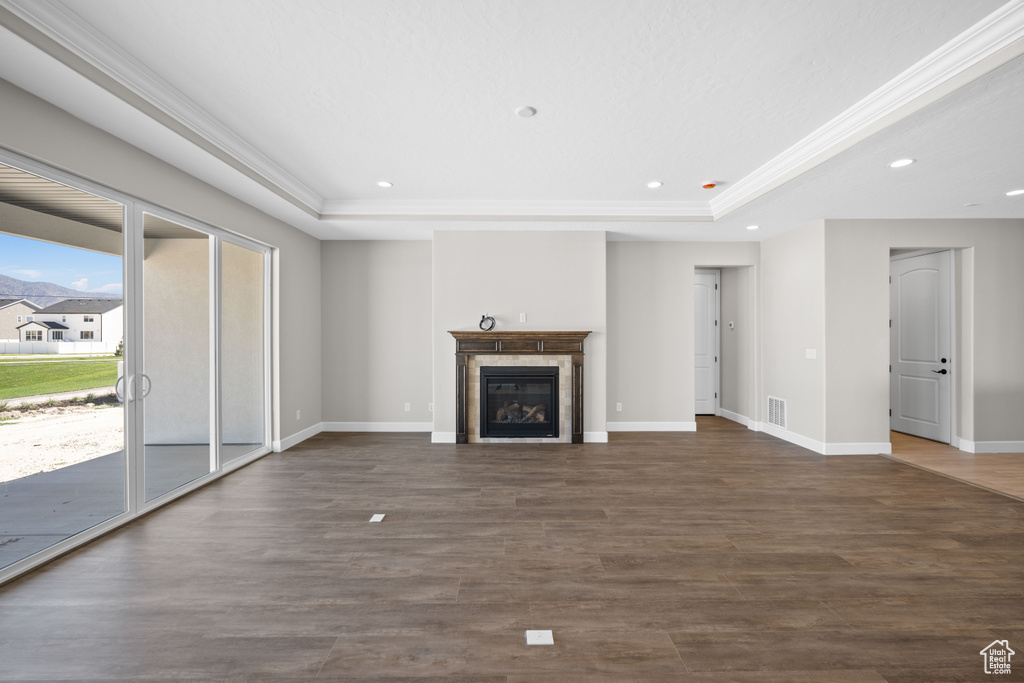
xmin=0 ymin=339 xmax=119 ymax=355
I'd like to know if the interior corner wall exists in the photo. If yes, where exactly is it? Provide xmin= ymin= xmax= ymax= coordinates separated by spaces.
xmin=720 ymin=266 xmax=754 ymax=421
xmin=321 ymin=241 xmax=432 ymax=426
xmin=432 ymin=230 xmax=607 ymax=439
xmin=0 ymin=78 xmax=323 ymax=447
xmin=824 ymin=219 xmax=1024 ymax=449
xmin=606 ymin=242 xmax=759 ymax=429
xmin=761 ymin=221 xmax=826 ymax=445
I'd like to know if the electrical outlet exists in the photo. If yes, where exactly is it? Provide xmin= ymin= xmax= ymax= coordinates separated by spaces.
xmin=616 ymin=403 xmax=622 ymax=412
xmin=428 ymin=402 xmax=434 ymax=412
xmin=520 ymin=313 xmax=527 ymax=323
xmin=404 ymin=402 xmax=411 ymax=412
xmin=805 ymin=349 xmax=817 ymax=359
xmin=296 ymin=409 xmax=301 ymax=420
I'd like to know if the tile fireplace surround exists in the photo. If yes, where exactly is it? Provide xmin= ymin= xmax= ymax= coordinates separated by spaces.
xmin=449 ymin=331 xmax=590 ymax=444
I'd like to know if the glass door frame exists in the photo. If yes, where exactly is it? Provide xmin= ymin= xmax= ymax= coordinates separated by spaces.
xmin=0 ymin=147 xmax=274 ymax=585
xmin=132 ymin=204 xmax=273 ymax=511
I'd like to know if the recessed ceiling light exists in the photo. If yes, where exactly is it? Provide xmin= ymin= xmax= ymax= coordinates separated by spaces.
xmin=646 ymin=181 xmax=663 ymax=189
xmin=888 ymin=158 xmax=915 ymax=168
xmin=516 ymin=106 xmax=537 ymax=118
xmin=746 ymin=225 xmax=759 ymax=230
xmin=377 ymin=181 xmax=393 ymax=188
xmin=1007 ymin=189 xmax=1024 ymax=196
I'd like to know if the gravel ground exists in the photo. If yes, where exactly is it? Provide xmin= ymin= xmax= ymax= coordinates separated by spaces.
xmin=0 ymin=404 xmax=124 ymax=483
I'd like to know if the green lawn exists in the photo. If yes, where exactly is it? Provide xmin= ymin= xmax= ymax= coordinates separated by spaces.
xmin=0 ymin=359 xmax=119 ymax=400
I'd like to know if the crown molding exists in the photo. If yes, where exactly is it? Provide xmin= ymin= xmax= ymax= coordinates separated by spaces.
xmin=319 ymin=199 xmax=713 ymax=222
xmin=710 ymin=0 xmax=1024 ymax=220
xmin=0 ymin=0 xmax=325 ymax=216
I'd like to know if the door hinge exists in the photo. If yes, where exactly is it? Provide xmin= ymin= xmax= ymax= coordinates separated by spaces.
xmin=715 ymin=356 xmax=718 ymax=362
xmin=715 ymin=392 xmax=718 ymax=398
xmin=715 ymin=283 xmax=718 ymax=290
xmin=889 ymin=409 xmax=892 ymax=416
xmin=715 ymin=320 xmax=718 ymax=326
xmin=889 ymin=319 xmax=891 ymax=328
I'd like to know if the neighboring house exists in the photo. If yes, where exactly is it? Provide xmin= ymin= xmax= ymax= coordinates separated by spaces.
xmin=26 ymin=298 xmax=123 ymax=344
xmin=0 ymin=298 xmax=42 ymax=340
xmin=16 ymin=319 xmax=69 ymax=342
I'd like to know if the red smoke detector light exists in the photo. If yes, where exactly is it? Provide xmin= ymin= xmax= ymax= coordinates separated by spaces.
xmin=702 ymin=183 xmax=717 ymax=189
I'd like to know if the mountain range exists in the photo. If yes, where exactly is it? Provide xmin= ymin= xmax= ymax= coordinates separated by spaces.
xmin=0 ymin=273 xmax=121 ymax=308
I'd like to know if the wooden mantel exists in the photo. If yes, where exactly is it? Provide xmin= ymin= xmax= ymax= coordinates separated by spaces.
xmin=449 ymin=331 xmax=591 ymax=444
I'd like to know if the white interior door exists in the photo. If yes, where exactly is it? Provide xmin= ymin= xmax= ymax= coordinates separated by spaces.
xmin=694 ymin=270 xmax=720 ymax=415
xmin=890 ymin=251 xmax=952 ymax=443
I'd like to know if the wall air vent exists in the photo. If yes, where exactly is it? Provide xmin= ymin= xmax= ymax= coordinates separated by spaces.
xmin=767 ymin=396 xmax=787 ymax=429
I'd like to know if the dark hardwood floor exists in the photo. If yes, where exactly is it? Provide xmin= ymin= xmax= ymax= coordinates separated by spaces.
xmin=1 ymin=417 xmax=1022 ymax=681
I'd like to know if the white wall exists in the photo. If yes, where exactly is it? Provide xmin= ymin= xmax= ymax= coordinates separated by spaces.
xmin=0 ymin=78 xmax=322 ymax=448
xmin=142 ymin=237 xmax=209 ymax=444
xmin=760 ymin=221 xmax=826 ymax=444
xmin=720 ymin=266 xmax=755 ymax=422
xmin=824 ymin=219 xmax=1024 ymax=449
xmin=321 ymin=241 xmax=433 ymax=426
xmin=432 ymin=231 xmax=607 ymax=440
xmin=606 ymin=242 xmax=759 ymax=429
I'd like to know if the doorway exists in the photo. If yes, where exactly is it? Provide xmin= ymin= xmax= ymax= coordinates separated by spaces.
xmin=694 ymin=269 xmax=720 ymax=415
xmin=890 ymin=250 xmax=952 ymax=443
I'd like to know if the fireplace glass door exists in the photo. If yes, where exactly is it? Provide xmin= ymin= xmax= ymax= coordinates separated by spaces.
xmin=480 ymin=366 xmax=559 ymax=438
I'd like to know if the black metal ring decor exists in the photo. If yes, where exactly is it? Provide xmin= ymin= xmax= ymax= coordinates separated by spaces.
xmin=479 ymin=315 xmax=495 ymax=331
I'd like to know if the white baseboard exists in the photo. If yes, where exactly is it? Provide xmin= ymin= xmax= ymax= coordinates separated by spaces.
xmin=761 ymin=424 xmax=891 ymax=455
xmin=720 ymin=409 xmax=749 ymax=427
xmin=761 ymin=423 xmax=826 ymax=453
xmin=584 ymin=431 xmax=609 ymax=443
xmin=825 ymin=442 xmax=892 ymax=455
xmin=961 ymin=440 xmax=1024 ymax=454
xmin=273 ymin=422 xmax=323 ymax=452
xmin=606 ymin=422 xmax=697 ymax=432
xmin=323 ymin=421 xmax=432 ymax=432
xmin=431 ymin=431 xmax=457 ymax=443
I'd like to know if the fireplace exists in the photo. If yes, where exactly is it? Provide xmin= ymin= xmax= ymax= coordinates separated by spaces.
xmin=480 ymin=366 xmax=559 ymax=439
xmin=449 ymin=330 xmax=590 ymax=444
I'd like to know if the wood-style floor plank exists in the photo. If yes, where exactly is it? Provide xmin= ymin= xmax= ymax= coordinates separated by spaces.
xmin=0 ymin=418 xmax=1022 ymax=681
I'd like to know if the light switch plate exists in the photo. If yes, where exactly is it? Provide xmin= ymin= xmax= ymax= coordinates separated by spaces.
xmin=525 ymin=630 xmax=554 ymax=645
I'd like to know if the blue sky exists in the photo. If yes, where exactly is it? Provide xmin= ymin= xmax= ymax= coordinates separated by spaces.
xmin=0 ymin=233 xmax=122 ymax=295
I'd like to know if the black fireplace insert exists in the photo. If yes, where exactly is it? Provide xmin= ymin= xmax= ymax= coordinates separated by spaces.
xmin=479 ymin=366 xmax=559 ymax=438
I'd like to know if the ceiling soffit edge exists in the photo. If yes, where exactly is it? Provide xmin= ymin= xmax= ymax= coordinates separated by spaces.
xmin=0 ymin=0 xmax=324 ymax=217
xmin=319 ymin=200 xmax=712 ymax=222
xmin=709 ymin=0 xmax=1024 ymax=221
xmin=2 ymin=0 xmax=1023 ymax=226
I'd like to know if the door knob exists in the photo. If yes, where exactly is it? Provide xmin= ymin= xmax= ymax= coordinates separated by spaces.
xmin=932 ymin=369 xmax=948 ymax=374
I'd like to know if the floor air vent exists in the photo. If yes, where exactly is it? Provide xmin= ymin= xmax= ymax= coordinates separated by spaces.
xmin=767 ymin=396 xmax=787 ymax=429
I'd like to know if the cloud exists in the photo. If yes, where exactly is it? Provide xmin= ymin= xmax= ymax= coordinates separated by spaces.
xmin=71 ymin=278 xmax=89 ymax=290
xmin=11 ymin=269 xmax=43 ymax=279
xmin=95 ymin=283 xmax=123 ymax=294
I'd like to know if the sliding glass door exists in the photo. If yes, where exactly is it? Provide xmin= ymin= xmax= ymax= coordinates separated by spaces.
xmin=221 ymin=240 xmax=267 ymax=463
xmin=141 ymin=213 xmax=213 ymax=501
xmin=0 ymin=151 xmax=271 ymax=583
xmin=0 ymin=162 xmax=127 ymax=570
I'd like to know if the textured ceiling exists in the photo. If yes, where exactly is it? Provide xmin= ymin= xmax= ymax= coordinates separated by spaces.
xmin=0 ymin=0 xmax=1021 ymax=239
